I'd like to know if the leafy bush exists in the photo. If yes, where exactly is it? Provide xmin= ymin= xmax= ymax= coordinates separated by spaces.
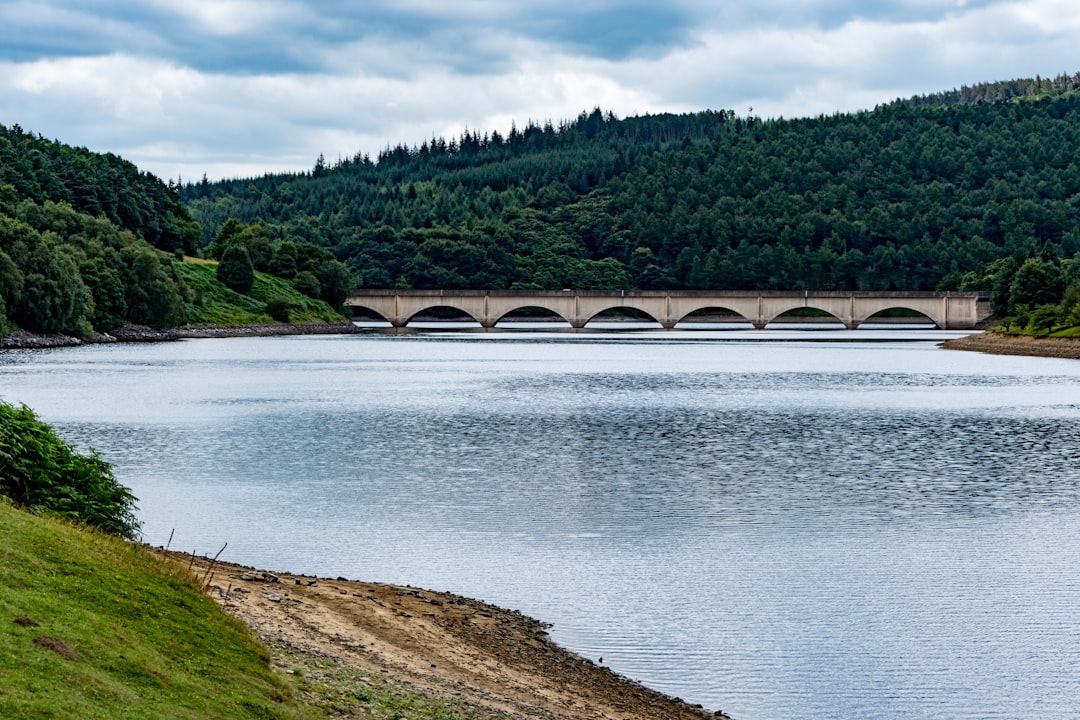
xmin=217 ymin=245 xmax=255 ymax=294
xmin=292 ymin=270 xmax=321 ymax=299
xmin=0 ymin=402 xmax=139 ymax=538
xmin=265 ymin=295 xmax=292 ymax=323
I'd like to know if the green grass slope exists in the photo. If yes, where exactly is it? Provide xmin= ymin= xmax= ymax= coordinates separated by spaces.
xmin=175 ymin=260 xmax=348 ymax=326
xmin=0 ymin=501 xmax=307 ymax=720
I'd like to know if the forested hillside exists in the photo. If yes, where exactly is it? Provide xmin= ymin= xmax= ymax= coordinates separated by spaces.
xmin=181 ymin=80 xmax=1080 ymax=316
xmin=0 ymin=124 xmax=349 ymax=338
xmin=0 ymin=124 xmax=203 ymax=335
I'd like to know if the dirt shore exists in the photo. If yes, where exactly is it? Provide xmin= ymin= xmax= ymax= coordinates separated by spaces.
xmin=939 ymin=332 xmax=1080 ymax=359
xmin=179 ymin=554 xmax=729 ymax=720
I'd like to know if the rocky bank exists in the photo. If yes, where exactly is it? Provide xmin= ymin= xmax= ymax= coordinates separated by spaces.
xmin=179 ymin=554 xmax=731 ymax=720
xmin=0 ymin=322 xmax=365 ymax=350
xmin=939 ymin=332 xmax=1080 ymax=359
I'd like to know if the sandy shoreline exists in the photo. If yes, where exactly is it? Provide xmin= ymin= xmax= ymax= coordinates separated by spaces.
xmin=178 ymin=553 xmax=729 ymax=720
xmin=939 ymin=332 xmax=1080 ymax=359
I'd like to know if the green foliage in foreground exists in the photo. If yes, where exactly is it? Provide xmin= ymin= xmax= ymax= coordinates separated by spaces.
xmin=0 ymin=402 xmax=138 ymax=538
xmin=0 ymin=501 xmax=307 ymax=720
xmin=174 ymin=260 xmax=348 ymax=326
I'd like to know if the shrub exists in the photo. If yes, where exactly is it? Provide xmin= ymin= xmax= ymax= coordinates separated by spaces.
xmin=265 ymin=296 xmax=292 ymax=323
xmin=292 ymin=270 xmax=320 ymax=299
xmin=1027 ymin=303 xmax=1060 ymax=334
xmin=0 ymin=402 xmax=139 ymax=538
xmin=217 ymin=245 xmax=255 ymax=294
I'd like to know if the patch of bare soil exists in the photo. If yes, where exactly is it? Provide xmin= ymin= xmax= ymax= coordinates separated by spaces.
xmin=940 ymin=332 xmax=1080 ymax=359
xmin=33 ymin=635 xmax=81 ymax=661
xmin=180 ymin=554 xmax=729 ymax=720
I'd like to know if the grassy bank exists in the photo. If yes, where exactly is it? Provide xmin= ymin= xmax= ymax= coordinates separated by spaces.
xmin=174 ymin=260 xmax=347 ymax=326
xmin=0 ymin=501 xmax=307 ymax=719
xmin=0 ymin=502 xmax=600 ymax=720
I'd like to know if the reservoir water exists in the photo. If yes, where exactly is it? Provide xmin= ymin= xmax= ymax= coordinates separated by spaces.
xmin=2 ymin=329 xmax=1080 ymax=720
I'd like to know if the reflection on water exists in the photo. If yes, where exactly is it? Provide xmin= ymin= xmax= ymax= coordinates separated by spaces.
xmin=2 ymin=331 xmax=1080 ymax=720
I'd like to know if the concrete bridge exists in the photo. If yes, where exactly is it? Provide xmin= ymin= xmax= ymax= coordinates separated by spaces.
xmin=346 ymin=290 xmax=991 ymax=330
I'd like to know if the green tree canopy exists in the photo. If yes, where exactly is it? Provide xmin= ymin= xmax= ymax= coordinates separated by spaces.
xmin=216 ymin=244 xmax=255 ymax=294
xmin=9 ymin=235 xmax=88 ymax=333
xmin=1009 ymin=257 xmax=1063 ymax=312
xmin=79 ymin=257 xmax=127 ymax=332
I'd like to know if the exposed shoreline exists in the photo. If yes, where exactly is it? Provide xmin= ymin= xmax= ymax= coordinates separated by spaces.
xmin=939 ymin=331 xmax=1080 ymax=359
xmin=179 ymin=553 xmax=729 ymax=720
xmin=0 ymin=321 xmax=365 ymax=350
xmin=8 ymin=324 xmax=1079 ymax=365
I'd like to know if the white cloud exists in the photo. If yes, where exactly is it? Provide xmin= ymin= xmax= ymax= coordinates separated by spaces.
xmin=6 ymin=55 xmax=204 ymax=129
xmin=1 ymin=0 xmax=1077 ymax=181
xmin=142 ymin=0 xmax=300 ymax=36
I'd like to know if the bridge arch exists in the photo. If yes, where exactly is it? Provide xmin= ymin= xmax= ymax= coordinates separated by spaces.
xmin=852 ymin=300 xmax=944 ymax=328
xmin=672 ymin=304 xmax=756 ymax=327
xmin=767 ymin=306 xmax=847 ymax=327
xmin=491 ymin=303 xmax=572 ymax=327
xmin=582 ymin=305 xmax=663 ymax=328
xmin=349 ymin=304 xmax=393 ymax=325
xmin=860 ymin=307 xmax=937 ymax=326
xmin=754 ymin=298 xmax=854 ymax=328
xmin=403 ymin=303 xmax=484 ymax=327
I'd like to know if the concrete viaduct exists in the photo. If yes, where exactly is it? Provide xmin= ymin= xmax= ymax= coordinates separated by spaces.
xmin=346 ymin=290 xmax=991 ymax=330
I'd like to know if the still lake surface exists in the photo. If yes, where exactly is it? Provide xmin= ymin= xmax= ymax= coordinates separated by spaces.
xmin=2 ymin=328 xmax=1080 ymax=720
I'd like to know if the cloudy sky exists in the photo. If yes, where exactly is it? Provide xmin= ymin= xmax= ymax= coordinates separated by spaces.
xmin=1 ymin=0 xmax=1077 ymax=182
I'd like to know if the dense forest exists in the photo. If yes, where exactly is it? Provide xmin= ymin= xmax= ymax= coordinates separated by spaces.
xmin=0 ymin=123 xmax=203 ymax=335
xmin=0 ymin=123 xmax=350 ymax=337
xmin=181 ymin=76 xmax=1080 ymax=327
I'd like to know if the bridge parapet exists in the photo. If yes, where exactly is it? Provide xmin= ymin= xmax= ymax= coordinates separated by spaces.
xmin=345 ymin=290 xmax=991 ymax=330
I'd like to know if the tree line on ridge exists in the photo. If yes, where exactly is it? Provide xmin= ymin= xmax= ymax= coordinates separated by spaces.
xmin=4 ymin=75 xmax=1080 ymax=338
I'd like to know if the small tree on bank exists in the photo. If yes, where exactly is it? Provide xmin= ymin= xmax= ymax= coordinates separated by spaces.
xmin=217 ymin=245 xmax=255 ymax=294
